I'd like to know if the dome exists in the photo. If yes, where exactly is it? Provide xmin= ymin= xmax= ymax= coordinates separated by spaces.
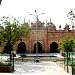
xmin=47 ymin=18 xmax=56 ymax=30
xmin=34 ymin=20 xmax=41 ymax=24
xmin=34 ymin=17 xmax=41 ymax=24
xmin=31 ymin=19 xmax=44 ymax=27
xmin=48 ymin=22 xmax=56 ymax=30
xmin=31 ymin=18 xmax=44 ymax=27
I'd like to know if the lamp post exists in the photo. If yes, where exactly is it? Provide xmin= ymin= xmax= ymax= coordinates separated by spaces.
xmin=29 ymin=10 xmax=44 ymax=62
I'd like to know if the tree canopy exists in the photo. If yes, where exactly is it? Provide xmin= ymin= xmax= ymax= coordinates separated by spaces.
xmin=58 ymin=35 xmax=75 ymax=52
xmin=0 ymin=16 xmax=30 ymax=52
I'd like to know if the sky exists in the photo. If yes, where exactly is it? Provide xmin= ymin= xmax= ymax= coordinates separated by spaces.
xmin=0 ymin=0 xmax=75 ymax=29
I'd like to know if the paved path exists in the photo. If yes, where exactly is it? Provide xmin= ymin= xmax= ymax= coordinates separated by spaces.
xmin=0 ymin=61 xmax=71 ymax=75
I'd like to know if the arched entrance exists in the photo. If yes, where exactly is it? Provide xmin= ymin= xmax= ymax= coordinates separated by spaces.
xmin=50 ymin=42 xmax=59 ymax=53
xmin=17 ymin=42 xmax=26 ymax=53
xmin=34 ymin=42 xmax=42 ymax=53
xmin=4 ymin=42 xmax=12 ymax=53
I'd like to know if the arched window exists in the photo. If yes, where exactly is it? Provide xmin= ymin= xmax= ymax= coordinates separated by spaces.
xmin=17 ymin=42 xmax=26 ymax=53
xmin=34 ymin=42 xmax=42 ymax=53
xmin=50 ymin=42 xmax=59 ymax=53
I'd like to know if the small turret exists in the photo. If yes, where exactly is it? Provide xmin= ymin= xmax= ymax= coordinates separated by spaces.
xmin=64 ymin=23 xmax=70 ymax=31
xmin=59 ymin=25 xmax=61 ymax=30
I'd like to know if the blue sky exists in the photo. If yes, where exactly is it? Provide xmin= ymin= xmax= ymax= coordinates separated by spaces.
xmin=0 ymin=0 xmax=75 ymax=29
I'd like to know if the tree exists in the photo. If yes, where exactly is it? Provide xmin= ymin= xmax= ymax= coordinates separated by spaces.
xmin=58 ymin=35 xmax=75 ymax=73
xmin=0 ymin=16 xmax=30 ymax=53
xmin=67 ymin=9 xmax=75 ymax=28
xmin=58 ymin=35 xmax=75 ymax=52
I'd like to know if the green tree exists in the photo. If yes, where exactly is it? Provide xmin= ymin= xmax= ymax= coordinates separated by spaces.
xmin=58 ymin=35 xmax=75 ymax=73
xmin=0 ymin=16 xmax=30 ymax=53
xmin=58 ymin=35 xmax=75 ymax=52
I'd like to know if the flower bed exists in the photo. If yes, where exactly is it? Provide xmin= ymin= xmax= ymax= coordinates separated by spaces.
xmin=0 ymin=61 xmax=14 ymax=72
xmin=0 ymin=54 xmax=14 ymax=72
xmin=0 ymin=66 xmax=14 ymax=72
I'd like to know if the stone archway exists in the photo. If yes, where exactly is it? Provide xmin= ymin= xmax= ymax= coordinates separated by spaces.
xmin=17 ymin=42 xmax=26 ymax=53
xmin=50 ymin=42 xmax=59 ymax=53
xmin=34 ymin=42 xmax=42 ymax=53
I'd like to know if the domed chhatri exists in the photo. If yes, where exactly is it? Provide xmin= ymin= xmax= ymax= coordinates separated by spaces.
xmin=34 ymin=17 xmax=41 ymax=24
xmin=47 ymin=18 xmax=56 ymax=31
xmin=31 ymin=18 xmax=44 ymax=27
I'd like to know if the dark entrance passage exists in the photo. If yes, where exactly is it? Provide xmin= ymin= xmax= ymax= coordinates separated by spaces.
xmin=34 ymin=42 xmax=42 ymax=53
xmin=17 ymin=42 xmax=26 ymax=53
xmin=4 ymin=43 xmax=12 ymax=53
xmin=50 ymin=42 xmax=59 ymax=53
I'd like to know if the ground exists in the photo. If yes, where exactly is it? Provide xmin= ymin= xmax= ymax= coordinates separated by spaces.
xmin=0 ymin=61 xmax=71 ymax=75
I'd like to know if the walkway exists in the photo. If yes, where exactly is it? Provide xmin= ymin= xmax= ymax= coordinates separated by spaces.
xmin=0 ymin=61 xmax=71 ymax=75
